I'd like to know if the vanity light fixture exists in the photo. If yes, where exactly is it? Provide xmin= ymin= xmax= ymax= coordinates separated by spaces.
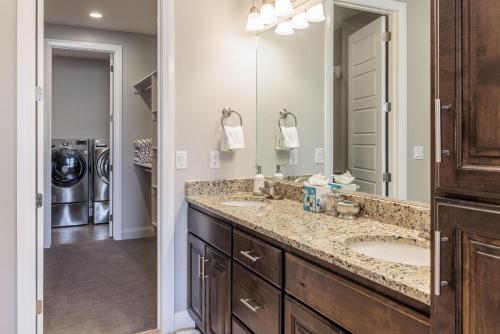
xmin=275 ymin=20 xmax=294 ymax=35
xmin=275 ymin=0 xmax=294 ymax=17
xmin=306 ymin=3 xmax=325 ymax=22
xmin=89 ymin=12 xmax=103 ymax=19
xmin=246 ymin=2 xmax=265 ymax=31
xmin=291 ymin=12 xmax=309 ymax=29
xmin=260 ymin=0 xmax=278 ymax=25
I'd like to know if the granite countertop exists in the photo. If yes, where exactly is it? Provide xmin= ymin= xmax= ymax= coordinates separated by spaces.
xmin=186 ymin=193 xmax=431 ymax=305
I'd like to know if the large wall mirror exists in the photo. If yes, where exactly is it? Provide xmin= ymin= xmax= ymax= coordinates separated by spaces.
xmin=256 ymin=0 xmax=430 ymax=203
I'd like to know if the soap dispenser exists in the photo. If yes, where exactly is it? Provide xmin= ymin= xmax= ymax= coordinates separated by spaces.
xmin=253 ymin=165 xmax=265 ymax=195
xmin=274 ymin=165 xmax=284 ymax=180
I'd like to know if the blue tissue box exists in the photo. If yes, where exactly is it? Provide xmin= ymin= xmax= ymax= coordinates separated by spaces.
xmin=303 ymin=185 xmax=330 ymax=212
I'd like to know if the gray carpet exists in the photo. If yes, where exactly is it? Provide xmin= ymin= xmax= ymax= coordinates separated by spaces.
xmin=44 ymin=237 xmax=157 ymax=334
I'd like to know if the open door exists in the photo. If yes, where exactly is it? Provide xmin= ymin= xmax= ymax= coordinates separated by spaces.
xmin=109 ymin=54 xmax=114 ymax=238
xmin=347 ymin=16 xmax=387 ymax=195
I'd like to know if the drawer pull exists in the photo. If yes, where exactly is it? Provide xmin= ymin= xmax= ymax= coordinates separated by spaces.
xmin=240 ymin=298 xmax=262 ymax=312
xmin=240 ymin=250 xmax=263 ymax=262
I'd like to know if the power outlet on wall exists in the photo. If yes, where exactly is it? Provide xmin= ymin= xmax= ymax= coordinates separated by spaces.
xmin=176 ymin=151 xmax=188 ymax=169
xmin=209 ymin=151 xmax=220 ymax=169
xmin=413 ymin=146 xmax=424 ymax=160
xmin=290 ymin=149 xmax=299 ymax=165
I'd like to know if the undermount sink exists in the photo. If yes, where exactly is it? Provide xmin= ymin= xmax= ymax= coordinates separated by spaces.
xmin=349 ymin=239 xmax=430 ymax=267
xmin=222 ymin=200 xmax=265 ymax=208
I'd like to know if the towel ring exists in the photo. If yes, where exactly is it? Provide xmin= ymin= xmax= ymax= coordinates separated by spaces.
xmin=221 ymin=107 xmax=243 ymax=127
xmin=278 ymin=109 xmax=298 ymax=128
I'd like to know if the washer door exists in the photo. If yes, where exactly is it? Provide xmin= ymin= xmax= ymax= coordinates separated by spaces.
xmin=96 ymin=149 xmax=110 ymax=185
xmin=52 ymin=148 xmax=87 ymax=188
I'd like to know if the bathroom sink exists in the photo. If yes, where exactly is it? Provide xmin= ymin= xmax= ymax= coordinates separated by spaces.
xmin=222 ymin=200 xmax=265 ymax=208
xmin=349 ymin=240 xmax=430 ymax=266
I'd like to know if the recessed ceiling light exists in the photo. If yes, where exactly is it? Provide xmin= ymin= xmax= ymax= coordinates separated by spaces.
xmin=89 ymin=12 xmax=103 ymax=19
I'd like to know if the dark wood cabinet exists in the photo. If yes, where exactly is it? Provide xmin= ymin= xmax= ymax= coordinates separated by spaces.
xmin=188 ymin=233 xmax=205 ymax=329
xmin=284 ymin=296 xmax=343 ymax=334
xmin=433 ymin=199 xmax=500 ymax=333
xmin=433 ymin=0 xmax=500 ymax=199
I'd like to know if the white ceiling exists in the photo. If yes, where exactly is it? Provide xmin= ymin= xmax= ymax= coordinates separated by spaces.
xmin=45 ymin=0 xmax=157 ymax=35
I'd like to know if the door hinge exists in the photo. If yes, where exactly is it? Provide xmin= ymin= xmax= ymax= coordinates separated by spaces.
xmin=383 ymin=102 xmax=391 ymax=113
xmin=109 ymin=214 xmax=113 ymax=222
xmin=35 ymin=86 xmax=43 ymax=102
xmin=383 ymin=172 xmax=392 ymax=183
xmin=36 ymin=300 xmax=43 ymax=315
xmin=383 ymin=31 xmax=391 ymax=42
xmin=36 ymin=193 xmax=43 ymax=208
xmin=110 ymin=64 xmax=114 ymax=72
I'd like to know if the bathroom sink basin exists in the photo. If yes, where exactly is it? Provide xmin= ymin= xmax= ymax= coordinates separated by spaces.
xmin=349 ymin=240 xmax=430 ymax=266
xmin=222 ymin=200 xmax=265 ymax=208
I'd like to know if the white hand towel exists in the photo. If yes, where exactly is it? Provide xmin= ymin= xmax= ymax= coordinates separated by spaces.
xmin=276 ymin=126 xmax=300 ymax=150
xmin=221 ymin=125 xmax=245 ymax=151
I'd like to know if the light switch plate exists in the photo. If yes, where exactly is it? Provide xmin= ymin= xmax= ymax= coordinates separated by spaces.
xmin=315 ymin=148 xmax=324 ymax=164
xmin=176 ymin=151 xmax=188 ymax=169
xmin=290 ymin=149 xmax=299 ymax=165
xmin=209 ymin=151 xmax=220 ymax=169
xmin=413 ymin=146 xmax=424 ymax=160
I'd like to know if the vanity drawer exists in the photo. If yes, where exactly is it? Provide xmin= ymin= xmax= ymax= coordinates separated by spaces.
xmin=285 ymin=254 xmax=430 ymax=334
xmin=232 ymin=263 xmax=282 ymax=334
xmin=233 ymin=229 xmax=282 ymax=287
xmin=188 ymin=207 xmax=231 ymax=255
xmin=232 ymin=316 xmax=253 ymax=334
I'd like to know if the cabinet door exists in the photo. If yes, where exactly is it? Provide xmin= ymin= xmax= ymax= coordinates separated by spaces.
xmin=205 ymin=245 xmax=232 ymax=334
xmin=434 ymin=0 xmax=500 ymax=199
xmin=188 ymin=233 xmax=206 ymax=330
xmin=284 ymin=296 xmax=343 ymax=334
xmin=433 ymin=198 xmax=500 ymax=333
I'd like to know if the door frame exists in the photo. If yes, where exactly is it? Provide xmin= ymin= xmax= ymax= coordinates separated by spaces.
xmin=16 ymin=0 xmax=176 ymax=333
xmin=334 ymin=0 xmax=407 ymax=199
xmin=43 ymin=39 xmax=123 ymax=246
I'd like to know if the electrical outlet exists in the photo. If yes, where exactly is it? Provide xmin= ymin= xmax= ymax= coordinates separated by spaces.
xmin=315 ymin=148 xmax=324 ymax=164
xmin=413 ymin=146 xmax=424 ymax=160
xmin=209 ymin=151 xmax=220 ymax=169
xmin=290 ymin=149 xmax=299 ymax=165
xmin=176 ymin=151 xmax=188 ymax=169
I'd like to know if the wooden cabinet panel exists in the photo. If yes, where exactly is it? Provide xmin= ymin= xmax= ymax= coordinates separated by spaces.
xmin=232 ymin=317 xmax=253 ymax=334
xmin=188 ymin=233 xmax=206 ymax=329
xmin=433 ymin=198 xmax=500 ymax=333
xmin=232 ymin=263 xmax=282 ymax=334
xmin=434 ymin=0 xmax=500 ymax=198
xmin=205 ymin=246 xmax=232 ymax=334
xmin=284 ymin=296 xmax=343 ymax=334
xmin=233 ymin=229 xmax=282 ymax=287
xmin=188 ymin=207 xmax=232 ymax=255
xmin=285 ymin=253 xmax=429 ymax=334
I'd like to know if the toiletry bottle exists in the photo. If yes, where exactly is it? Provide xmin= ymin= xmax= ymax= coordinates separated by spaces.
xmin=274 ymin=165 xmax=284 ymax=180
xmin=253 ymin=166 xmax=265 ymax=195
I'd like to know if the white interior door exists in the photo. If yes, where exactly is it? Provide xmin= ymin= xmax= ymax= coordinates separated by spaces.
xmin=347 ymin=16 xmax=387 ymax=195
xmin=109 ymin=54 xmax=114 ymax=238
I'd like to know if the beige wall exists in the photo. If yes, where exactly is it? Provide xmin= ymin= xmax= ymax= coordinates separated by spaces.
xmin=0 ymin=0 xmax=17 ymax=331
xmin=173 ymin=0 xmax=256 ymax=311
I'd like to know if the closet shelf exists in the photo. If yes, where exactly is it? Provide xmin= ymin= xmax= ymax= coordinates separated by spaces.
xmin=133 ymin=161 xmax=152 ymax=172
xmin=133 ymin=70 xmax=158 ymax=94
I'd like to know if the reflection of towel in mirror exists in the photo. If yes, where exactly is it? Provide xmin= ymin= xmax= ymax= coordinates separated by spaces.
xmin=221 ymin=125 xmax=245 ymax=151
xmin=276 ymin=126 xmax=300 ymax=150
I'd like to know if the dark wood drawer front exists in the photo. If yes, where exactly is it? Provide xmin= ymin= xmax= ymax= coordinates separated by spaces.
xmin=285 ymin=296 xmax=343 ymax=334
xmin=232 ymin=316 xmax=253 ymax=334
xmin=233 ymin=229 xmax=282 ymax=286
xmin=188 ymin=207 xmax=231 ymax=255
xmin=285 ymin=254 xmax=430 ymax=334
xmin=232 ymin=263 xmax=281 ymax=334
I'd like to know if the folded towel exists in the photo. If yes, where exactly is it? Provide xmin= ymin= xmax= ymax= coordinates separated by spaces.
xmin=221 ymin=125 xmax=245 ymax=151
xmin=276 ymin=126 xmax=299 ymax=150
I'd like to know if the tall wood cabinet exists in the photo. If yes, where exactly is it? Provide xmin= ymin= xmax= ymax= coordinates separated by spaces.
xmin=432 ymin=0 xmax=500 ymax=332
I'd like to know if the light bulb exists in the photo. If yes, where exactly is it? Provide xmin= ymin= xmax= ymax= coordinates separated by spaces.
xmin=246 ymin=6 xmax=264 ymax=31
xmin=260 ymin=0 xmax=278 ymax=25
xmin=89 ymin=12 xmax=103 ymax=19
xmin=291 ymin=12 xmax=309 ymax=29
xmin=275 ymin=0 xmax=293 ymax=17
xmin=275 ymin=20 xmax=294 ymax=35
xmin=306 ymin=3 xmax=325 ymax=22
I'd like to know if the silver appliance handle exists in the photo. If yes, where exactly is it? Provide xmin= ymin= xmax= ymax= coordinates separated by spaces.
xmin=240 ymin=298 xmax=262 ymax=312
xmin=434 ymin=231 xmax=449 ymax=296
xmin=435 ymin=99 xmax=442 ymax=163
xmin=240 ymin=250 xmax=263 ymax=262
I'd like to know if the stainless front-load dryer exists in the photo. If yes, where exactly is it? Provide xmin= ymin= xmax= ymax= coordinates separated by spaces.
xmin=92 ymin=139 xmax=110 ymax=225
xmin=51 ymin=139 xmax=89 ymax=227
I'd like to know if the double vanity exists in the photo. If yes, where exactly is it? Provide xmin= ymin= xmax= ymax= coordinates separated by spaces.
xmin=185 ymin=179 xmax=431 ymax=334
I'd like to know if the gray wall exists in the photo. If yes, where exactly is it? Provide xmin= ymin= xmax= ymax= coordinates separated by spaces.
xmin=0 ymin=0 xmax=17 ymax=331
xmin=46 ymin=24 xmax=156 ymax=238
xmin=51 ymin=56 xmax=110 ymax=139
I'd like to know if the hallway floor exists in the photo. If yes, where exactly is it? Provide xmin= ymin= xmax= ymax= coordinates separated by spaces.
xmin=44 ymin=226 xmax=157 ymax=334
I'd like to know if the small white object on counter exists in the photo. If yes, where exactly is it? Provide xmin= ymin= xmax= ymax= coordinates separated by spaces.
xmin=332 ymin=170 xmax=355 ymax=185
xmin=253 ymin=166 xmax=265 ymax=195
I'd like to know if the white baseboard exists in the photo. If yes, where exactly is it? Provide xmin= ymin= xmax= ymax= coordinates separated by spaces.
xmin=174 ymin=310 xmax=195 ymax=331
xmin=121 ymin=226 xmax=155 ymax=240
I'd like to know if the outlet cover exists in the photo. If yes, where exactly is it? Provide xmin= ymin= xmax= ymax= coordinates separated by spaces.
xmin=413 ymin=146 xmax=424 ymax=160
xmin=315 ymin=148 xmax=324 ymax=164
xmin=209 ymin=151 xmax=220 ymax=169
xmin=176 ymin=151 xmax=188 ymax=169
xmin=290 ymin=149 xmax=299 ymax=165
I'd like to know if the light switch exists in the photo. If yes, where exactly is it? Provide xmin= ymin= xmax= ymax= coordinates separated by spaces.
xmin=176 ymin=151 xmax=188 ymax=169
xmin=315 ymin=148 xmax=324 ymax=164
xmin=209 ymin=151 xmax=220 ymax=169
xmin=413 ymin=146 xmax=424 ymax=160
xmin=290 ymin=149 xmax=299 ymax=165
